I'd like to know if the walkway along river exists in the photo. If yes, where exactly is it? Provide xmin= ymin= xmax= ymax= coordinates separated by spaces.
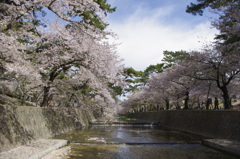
xmin=53 ymin=124 xmax=238 ymax=159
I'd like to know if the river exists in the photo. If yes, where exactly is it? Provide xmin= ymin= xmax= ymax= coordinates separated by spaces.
xmin=54 ymin=125 xmax=238 ymax=159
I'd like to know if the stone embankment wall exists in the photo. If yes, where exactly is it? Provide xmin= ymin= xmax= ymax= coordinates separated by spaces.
xmin=0 ymin=105 xmax=95 ymax=152
xmin=126 ymin=111 xmax=240 ymax=140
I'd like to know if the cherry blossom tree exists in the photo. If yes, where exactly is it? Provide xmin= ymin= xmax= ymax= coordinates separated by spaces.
xmin=146 ymin=65 xmax=197 ymax=110
xmin=0 ymin=0 xmax=123 ymax=117
xmin=146 ymin=71 xmax=172 ymax=110
xmin=121 ymin=90 xmax=147 ymax=113
xmin=186 ymin=0 xmax=240 ymax=109
xmin=184 ymin=48 xmax=239 ymax=109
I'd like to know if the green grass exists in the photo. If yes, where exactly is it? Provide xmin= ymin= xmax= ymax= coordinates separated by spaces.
xmin=119 ymin=116 xmax=136 ymax=121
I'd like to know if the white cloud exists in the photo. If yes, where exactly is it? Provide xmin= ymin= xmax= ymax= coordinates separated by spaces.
xmin=108 ymin=6 xmax=218 ymax=71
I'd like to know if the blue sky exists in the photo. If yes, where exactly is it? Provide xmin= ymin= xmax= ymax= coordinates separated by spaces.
xmin=107 ymin=0 xmax=219 ymax=71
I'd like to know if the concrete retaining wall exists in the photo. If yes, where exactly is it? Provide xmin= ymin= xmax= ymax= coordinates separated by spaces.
xmin=0 ymin=105 xmax=95 ymax=152
xmin=126 ymin=111 xmax=240 ymax=140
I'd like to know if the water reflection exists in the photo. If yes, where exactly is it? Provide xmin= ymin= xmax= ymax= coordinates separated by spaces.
xmin=116 ymin=127 xmax=126 ymax=139
xmin=54 ymin=125 xmax=238 ymax=159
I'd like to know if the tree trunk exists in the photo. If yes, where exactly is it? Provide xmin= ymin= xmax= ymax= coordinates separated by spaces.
xmin=165 ymin=98 xmax=170 ymax=110
xmin=206 ymin=82 xmax=212 ymax=110
xmin=184 ymin=91 xmax=189 ymax=109
xmin=41 ymin=86 xmax=50 ymax=107
xmin=220 ymin=86 xmax=231 ymax=109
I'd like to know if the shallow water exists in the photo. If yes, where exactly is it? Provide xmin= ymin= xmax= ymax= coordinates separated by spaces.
xmin=54 ymin=125 xmax=238 ymax=159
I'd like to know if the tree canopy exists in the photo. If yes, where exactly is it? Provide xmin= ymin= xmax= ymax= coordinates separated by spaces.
xmin=0 ymin=0 xmax=123 ymax=119
xmin=186 ymin=0 xmax=238 ymax=16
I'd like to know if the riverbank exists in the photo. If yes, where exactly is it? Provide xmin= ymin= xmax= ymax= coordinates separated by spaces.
xmin=203 ymin=139 xmax=240 ymax=157
xmin=0 ymin=105 xmax=95 ymax=153
xmin=124 ymin=111 xmax=240 ymax=157
xmin=125 ymin=110 xmax=240 ymax=140
xmin=0 ymin=139 xmax=68 ymax=159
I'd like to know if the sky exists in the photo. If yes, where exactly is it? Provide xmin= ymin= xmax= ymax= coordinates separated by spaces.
xmin=107 ymin=0 xmax=219 ymax=71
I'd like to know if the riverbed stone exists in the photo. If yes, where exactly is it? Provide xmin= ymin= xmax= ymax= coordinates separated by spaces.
xmin=0 ymin=139 xmax=68 ymax=159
